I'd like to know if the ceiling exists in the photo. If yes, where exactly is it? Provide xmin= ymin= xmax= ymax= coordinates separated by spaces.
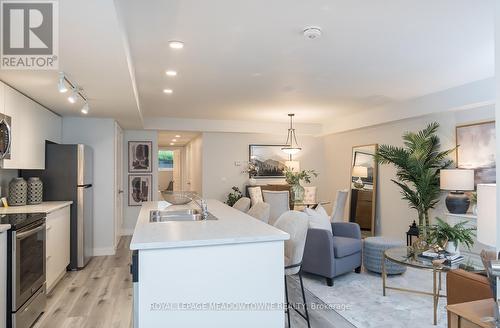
xmin=158 ymin=131 xmax=200 ymax=147
xmin=0 ymin=0 xmax=495 ymax=129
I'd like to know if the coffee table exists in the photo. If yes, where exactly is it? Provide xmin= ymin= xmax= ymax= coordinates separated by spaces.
xmin=382 ymin=246 xmax=484 ymax=325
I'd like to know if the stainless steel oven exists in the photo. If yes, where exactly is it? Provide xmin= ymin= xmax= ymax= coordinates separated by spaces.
xmin=3 ymin=213 xmax=47 ymax=328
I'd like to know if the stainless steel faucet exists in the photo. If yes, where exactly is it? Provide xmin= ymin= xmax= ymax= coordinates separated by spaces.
xmin=188 ymin=193 xmax=209 ymax=220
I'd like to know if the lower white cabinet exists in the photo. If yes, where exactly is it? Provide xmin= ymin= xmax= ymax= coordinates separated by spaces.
xmin=0 ymin=231 xmax=6 ymax=328
xmin=46 ymin=206 xmax=70 ymax=292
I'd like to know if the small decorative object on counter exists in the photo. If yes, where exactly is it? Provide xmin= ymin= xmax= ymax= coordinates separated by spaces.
xmin=8 ymin=177 xmax=27 ymax=206
xmin=27 ymin=177 xmax=43 ymax=205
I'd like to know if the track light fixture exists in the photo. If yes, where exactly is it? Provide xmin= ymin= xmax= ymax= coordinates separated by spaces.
xmin=58 ymin=72 xmax=90 ymax=110
xmin=81 ymin=103 xmax=89 ymax=114
xmin=68 ymin=88 xmax=78 ymax=104
xmin=58 ymin=73 xmax=68 ymax=93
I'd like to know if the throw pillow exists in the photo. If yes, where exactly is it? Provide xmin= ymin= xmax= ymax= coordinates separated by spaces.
xmin=304 ymin=204 xmax=332 ymax=233
xmin=248 ymin=186 xmax=263 ymax=205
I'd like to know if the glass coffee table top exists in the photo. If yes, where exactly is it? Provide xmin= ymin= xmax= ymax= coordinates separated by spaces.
xmin=384 ymin=247 xmax=485 ymax=273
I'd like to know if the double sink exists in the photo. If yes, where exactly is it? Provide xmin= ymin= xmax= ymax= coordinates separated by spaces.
xmin=150 ymin=209 xmax=218 ymax=222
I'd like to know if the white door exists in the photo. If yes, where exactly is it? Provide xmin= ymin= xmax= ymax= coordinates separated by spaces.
xmin=172 ymin=149 xmax=182 ymax=191
xmin=114 ymin=123 xmax=124 ymax=245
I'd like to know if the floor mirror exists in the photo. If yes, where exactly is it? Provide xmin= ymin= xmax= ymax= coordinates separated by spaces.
xmin=348 ymin=144 xmax=378 ymax=237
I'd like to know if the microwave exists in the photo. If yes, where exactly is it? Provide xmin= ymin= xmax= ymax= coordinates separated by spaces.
xmin=0 ymin=114 xmax=11 ymax=160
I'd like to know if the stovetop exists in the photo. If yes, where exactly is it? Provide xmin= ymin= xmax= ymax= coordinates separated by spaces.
xmin=0 ymin=212 xmax=46 ymax=230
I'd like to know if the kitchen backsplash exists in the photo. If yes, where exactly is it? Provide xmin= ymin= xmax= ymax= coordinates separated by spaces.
xmin=0 ymin=168 xmax=19 ymax=201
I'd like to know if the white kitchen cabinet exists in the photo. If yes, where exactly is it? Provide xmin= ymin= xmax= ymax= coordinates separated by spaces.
xmin=2 ymin=84 xmax=62 ymax=169
xmin=46 ymin=205 xmax=70 ymax=292
xmin=0 ymin=231 xmax=7 ymax=328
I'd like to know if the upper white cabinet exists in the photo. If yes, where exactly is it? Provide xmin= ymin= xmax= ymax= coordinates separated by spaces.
xmin=1 ymin=82 xmax=62 ymax=169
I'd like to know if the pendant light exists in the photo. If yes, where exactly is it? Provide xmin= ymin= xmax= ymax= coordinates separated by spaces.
xmin=281 ymin=113 xmax=302 ymax=155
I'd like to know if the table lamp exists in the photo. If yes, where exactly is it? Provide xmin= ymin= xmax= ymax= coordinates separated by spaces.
xmin=477 ymin=184 xmax=500 ymax=327
xmin=440 ymin=169 xmax=474 ymax=214
xmin=352 ymin=166 xmax=368 ymax=189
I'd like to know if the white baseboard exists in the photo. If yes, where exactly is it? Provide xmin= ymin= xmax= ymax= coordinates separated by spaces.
xmin=121 ymin=228 xmax=134 ymax=236
xmin=93 ymin=247 xmax=116 ymax=256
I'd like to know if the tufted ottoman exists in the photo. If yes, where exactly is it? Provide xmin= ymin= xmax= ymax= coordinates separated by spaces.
xmin=363 ymin=237 xmax=407 ymax=275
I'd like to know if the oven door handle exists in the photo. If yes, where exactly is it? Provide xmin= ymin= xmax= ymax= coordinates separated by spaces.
xmin=16 ymin=223 xmax=46 ymax=239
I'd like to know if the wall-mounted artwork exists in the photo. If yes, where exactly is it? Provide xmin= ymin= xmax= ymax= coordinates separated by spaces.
xmin=129 ymin=141 xmax=152 ymax=173
xmin=456 ymin=121 xmax=496 ymax=185
xmin=129 ymin=175 xmax=152 ymax=206
xmin=249 ymin=145 xmax=288 ymax=179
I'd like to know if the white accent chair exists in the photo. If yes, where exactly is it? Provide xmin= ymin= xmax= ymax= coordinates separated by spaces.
xmin=246 ymin=202 xmax=271 ymax=223
xmin=232 ymin=197 xmax=251 ymax=212
xmin=331 ymin=189 xmax=349 ymax=222
xmin=262 ymin=190 xmax=290 ymax=226
xmin=273 ymin=211 xmax=311 ymax=327
xmin=303 ymin=186 xmax=317 ymax=204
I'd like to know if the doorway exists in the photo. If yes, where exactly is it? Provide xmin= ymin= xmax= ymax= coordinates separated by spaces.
xmin=157 ymin=131 xmax=201 ymax=196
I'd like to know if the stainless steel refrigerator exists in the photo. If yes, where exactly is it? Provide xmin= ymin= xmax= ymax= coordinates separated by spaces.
xmin=22 ymin=143 xmax=93 ymax=270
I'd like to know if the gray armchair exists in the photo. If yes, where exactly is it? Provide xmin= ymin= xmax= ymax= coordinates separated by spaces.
xmin=302 ymin=222 xmax=362 ymax=286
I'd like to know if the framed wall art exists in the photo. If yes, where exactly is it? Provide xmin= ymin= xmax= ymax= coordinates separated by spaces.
xmin=128 ymin=175 xmax=152 ymax=206
xmin=456 ymin=121 xmax=496 ymax=185
xmin=129 ymin=141 xmax=152 ymax=173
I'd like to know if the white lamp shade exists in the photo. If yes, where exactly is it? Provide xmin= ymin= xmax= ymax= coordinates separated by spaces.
xmin=477 ymin=184 xmax=496 ymax=247
xmin=352 ymin=165 xmax=368 ymax=178
xmin=440 ymin=169 xmax=474 ymax=191
xmin=285 ymin=161 xmax=300 ymax=172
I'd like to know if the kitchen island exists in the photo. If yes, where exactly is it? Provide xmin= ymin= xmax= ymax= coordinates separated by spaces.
xmin=130 ymin=200 xmax=289 ymax=328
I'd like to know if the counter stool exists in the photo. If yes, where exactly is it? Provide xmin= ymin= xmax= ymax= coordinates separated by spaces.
xmin=274 ymin=211 xmax=310 ymax=328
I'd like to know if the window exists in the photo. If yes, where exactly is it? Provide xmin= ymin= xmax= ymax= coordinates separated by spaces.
xmin=158 ymin=150 xmax=174 ymax=170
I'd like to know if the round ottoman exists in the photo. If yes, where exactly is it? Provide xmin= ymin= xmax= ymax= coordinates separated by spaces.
xmin=363 ymin=237 xmax=407 ymax=275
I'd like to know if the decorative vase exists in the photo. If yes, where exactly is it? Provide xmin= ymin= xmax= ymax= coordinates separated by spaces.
xmin=472 ymin=204 xmax=477 ymax=216
xmin=446 ymin=241 xmax=460 ymax=255
xmin=248 ymin=178 xmax=257 ymax=186
xmin=8 ymin=177 xmax=27 ymax=206
xmin=291 ymin=184 xmax=305 ymax=202
xmin=27 ymin=177 xmax=43 ymax=205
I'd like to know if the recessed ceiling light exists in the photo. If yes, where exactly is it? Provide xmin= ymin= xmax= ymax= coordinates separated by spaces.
xmin=175 ymin=135 xmax=181 ymax=138
xmin=168 ymin=41 xmax=184 ymax=49
xmin=172 ymin=139 xmax=177 ymax=142
xmin=170 ymin=143 xmax=175 ymax=146
xmin=166 ymin=70 xmax=177 ymax=76
xmin=163 ymin=89 xmax=173 ymax=94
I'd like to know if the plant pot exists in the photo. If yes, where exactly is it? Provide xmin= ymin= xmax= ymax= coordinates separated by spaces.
xmin=291 ymin=184 xmax=305 ymax=202
xmin=446 ymin=241 xmax=460 ymax=254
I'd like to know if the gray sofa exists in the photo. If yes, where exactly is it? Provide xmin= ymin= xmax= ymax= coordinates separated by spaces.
xmin=302 ymin=222 xmax=362 ymax=286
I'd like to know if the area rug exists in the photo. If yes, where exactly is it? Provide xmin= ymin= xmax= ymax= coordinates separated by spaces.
xmin=298 ymin=268 xmax=448 ymax=328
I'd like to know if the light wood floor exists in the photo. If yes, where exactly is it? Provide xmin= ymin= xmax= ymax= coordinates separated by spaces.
xmin=33 ymin=236 xmax=133 ymax=328
xmin=33 ymin=236 xmax=354 ymax=328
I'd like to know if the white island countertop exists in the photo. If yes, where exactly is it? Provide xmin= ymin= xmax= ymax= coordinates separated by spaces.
xmin=0 ymin=224 xmax=10 ymax=233
xmin=0 ymin=201 xmax=73 ymax=215
xmin=130 ymin=199 xmax=289 ymax=250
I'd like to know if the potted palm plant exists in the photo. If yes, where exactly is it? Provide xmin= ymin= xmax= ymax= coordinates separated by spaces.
xmin=428 ymin=217 xmax=476 ymax=254
xmin=375 ymin=122 xmax=455 ymax=239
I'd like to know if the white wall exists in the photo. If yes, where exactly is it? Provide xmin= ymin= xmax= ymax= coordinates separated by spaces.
xmin=62 ymin=117 xmax=116 ymax=255
xmin=184 ymin=135 xmax=203 ymax=194
xmin=122 ymin=130 xmax=158 ymax=233
xmin=201 ymin=132 xmax=327 ymax=203
xmin=323 ymin=105 xmax=495 ymax=239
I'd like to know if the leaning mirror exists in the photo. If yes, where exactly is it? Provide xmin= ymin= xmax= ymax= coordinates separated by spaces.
xmin=349 ymin=144 xmax=378 ymax=237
